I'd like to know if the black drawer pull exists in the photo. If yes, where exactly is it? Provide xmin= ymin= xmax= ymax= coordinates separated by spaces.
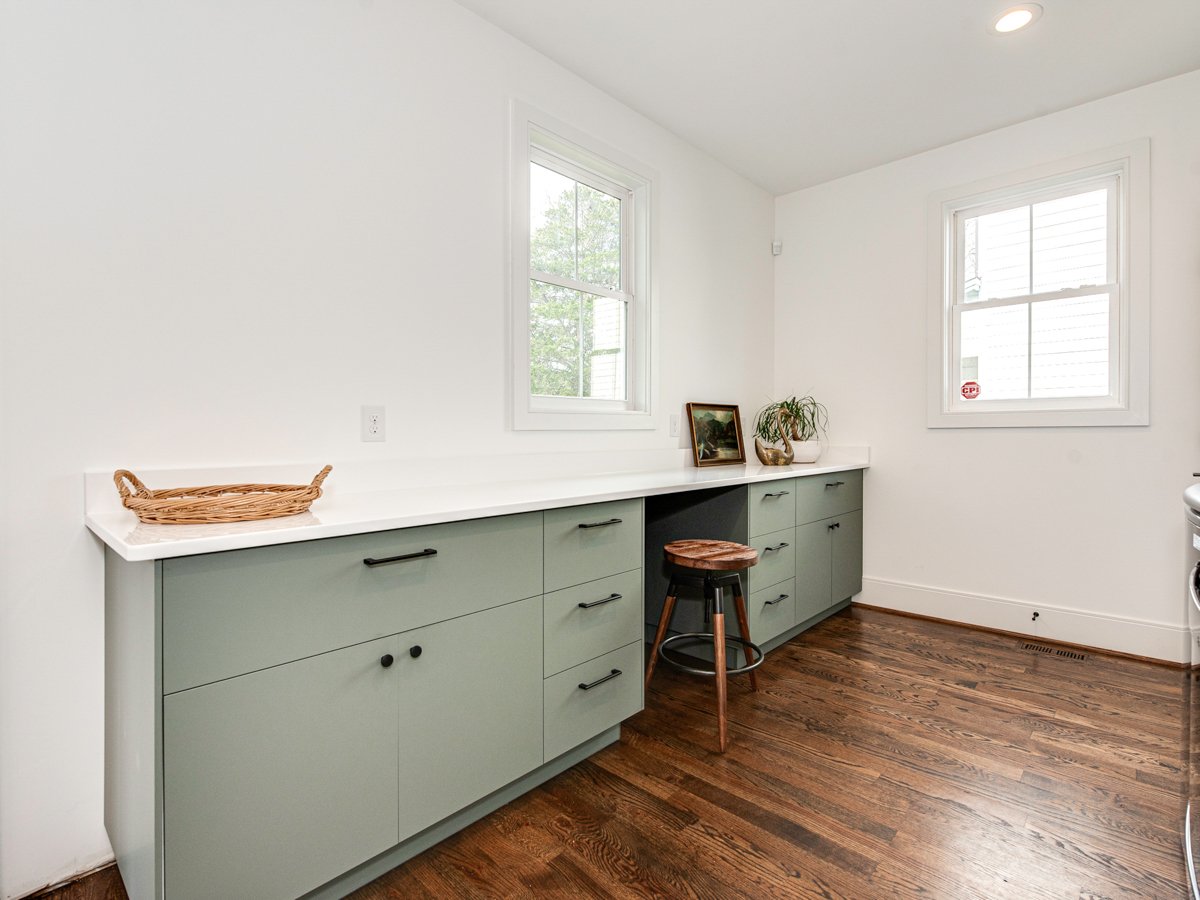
xmin=578 ymin=593 xmax=622 ymax=610
xmin=409 ymin=645 xmax=422 ymax=658
xmin=765 ymin=542 xmax=790 ymax=552
xmin=827 ymin=522 xmax=841 ymax=531
xmin=763 ymin=490 xmax=791 ymax=498
xmin=824 ymin=481 xmax=846 ymax=488
xmin=578 ymin=669 xmax=622 ymax=691
xmin=363 ymin=548 xmax=437 ymax=567
xmin=380 ymin=654 xmax=394 ymax=668
xmin=578 ymin=518 xmax=622 ymax=529
xmin=765 ymin=594 xmax=789 ymax=606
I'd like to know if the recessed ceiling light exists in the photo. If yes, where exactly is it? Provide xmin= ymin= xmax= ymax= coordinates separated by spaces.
xmin=990 ymin=3 xmax=1042 ymax=34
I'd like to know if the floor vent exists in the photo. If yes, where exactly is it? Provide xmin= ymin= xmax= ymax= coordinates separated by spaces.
xmin=1023 ymin=642 xmax=1086 ymax=661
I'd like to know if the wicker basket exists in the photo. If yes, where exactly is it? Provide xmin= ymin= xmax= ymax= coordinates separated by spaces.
xmin=113 ymin=465 xmax=332 ymax=525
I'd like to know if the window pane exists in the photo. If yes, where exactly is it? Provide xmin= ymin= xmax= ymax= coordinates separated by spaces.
xmin=960 ymin=304 xmax=1029 ymax=400
xmin=1030 ymin=294 xmax=1109 ymax=398
xmin=529 ymin=280 xmax=580 ymax=397
xmin=530 ymin=163 xmax=577 ymax=281
xmin=1032 ymin=189 xmax=1108 ymax=293
xmin=576 ymin=183 xmax=621 ymax=291
xmin=586 ymin=295 xmax=626 ymax=400
xmin=529 ymin=281 xmax=626 ymax=400
xmin=964 ymin=206 xmax=1030 ymax=302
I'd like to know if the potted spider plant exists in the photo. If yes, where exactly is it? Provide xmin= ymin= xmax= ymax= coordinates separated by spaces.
xmin=752 ymin=395 xmax=828 ymax=465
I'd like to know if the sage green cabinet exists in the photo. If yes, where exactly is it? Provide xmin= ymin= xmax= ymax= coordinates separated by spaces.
xmin=395 ymin=596 xmax=543 ymax=842
xmin=730 ymin=468 xmax=865 ymax=658
xmin=795 ymin=511 xmax=863 ymax=616
xmin=831 ymin=509 xmax=864 ymax=604
xmin=162 ymin=599 xmax=542 ymax=899
xmin=163 ymin=636 xmax=401 ymax=900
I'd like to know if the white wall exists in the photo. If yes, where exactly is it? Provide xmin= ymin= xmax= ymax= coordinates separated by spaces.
xmin=774 ymin=71 xmax=1200 ymax=661
xmin=0 ymin=2 xmax=774 ymax=895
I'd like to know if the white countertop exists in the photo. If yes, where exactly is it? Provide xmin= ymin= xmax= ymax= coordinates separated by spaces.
xmin=85 ymin=448 xmax=869 ymax=562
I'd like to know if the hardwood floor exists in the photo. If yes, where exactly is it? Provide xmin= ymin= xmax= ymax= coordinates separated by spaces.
xmin=43 ymin=606 xmax=1189 ymax=899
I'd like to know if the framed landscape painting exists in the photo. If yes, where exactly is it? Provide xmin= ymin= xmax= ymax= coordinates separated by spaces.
xmin=686 ymin=402 xmax=746 ymax=467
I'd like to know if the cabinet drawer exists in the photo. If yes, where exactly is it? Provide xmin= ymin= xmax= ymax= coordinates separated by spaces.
xmin=748 ymin=527 xmax=795 ymax=593
xmin=162 ymin=511 xmax=542 ymax=693
xmin=544 ymin=498 xmax=643 ymax=592
xmin=748 ymin=479 xmax=797 ymax=537
xmin=544 ymin=641 xmax=642 ymax=762
xmin=795 ymin=469 xmax=863 ymax=525
xmin=747 ymin=578 xmax=796 ymax=646
xmin=544 ymin=570 xmax=643 ymax=677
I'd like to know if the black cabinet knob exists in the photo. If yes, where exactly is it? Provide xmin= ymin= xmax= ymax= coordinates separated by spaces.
xmin=409 ymin=645 xmax=423 ymax=659
xmin=380 ymin=654 xmax=394 ymax=668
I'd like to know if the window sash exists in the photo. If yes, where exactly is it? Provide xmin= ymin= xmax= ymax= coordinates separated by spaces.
xmin=953 ymin=173 xmax=1119 ymax=308
xmin=528 ymin=278 xmax=628 ymax=402
xmin=530 ymin=146 xmax=633 ymax=302
xmin=949 ymin=285 xmax=1120 ymax=411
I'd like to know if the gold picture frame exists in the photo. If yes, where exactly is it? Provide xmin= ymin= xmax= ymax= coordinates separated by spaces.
xmin=686 ymin=402 xmax=746 ymax=467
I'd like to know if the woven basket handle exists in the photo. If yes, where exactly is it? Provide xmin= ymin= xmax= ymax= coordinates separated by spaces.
xmin=113 ymin=469 xmax=149 ymax=501
xmin=310 ymin=465 xmax=333 ymax=491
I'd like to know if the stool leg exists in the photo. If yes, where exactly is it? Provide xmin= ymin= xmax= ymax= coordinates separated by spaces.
xmin=731 ymin=577 xmax=759 ymax=692
xmin=713 ymin=607 xmax=729 ymax=752
xmin=645 ymin=582 xmax=678 ymax=692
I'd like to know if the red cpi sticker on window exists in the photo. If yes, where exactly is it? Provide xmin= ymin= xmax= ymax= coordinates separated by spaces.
xmin=961 ymin=381 xmax=981 ymax=400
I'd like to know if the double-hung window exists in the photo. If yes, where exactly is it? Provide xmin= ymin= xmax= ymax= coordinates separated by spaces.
xmin=927 ymin=141 xmax=1148 ymax=427
xmin=510 ymin=104 xmax=653 ymax=430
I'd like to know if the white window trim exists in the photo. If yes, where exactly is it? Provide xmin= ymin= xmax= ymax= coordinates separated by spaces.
xmin=926 ymin=139 xmax=1149 ymax=428
xmin=509 ymin=101 xmax=656 ymax=431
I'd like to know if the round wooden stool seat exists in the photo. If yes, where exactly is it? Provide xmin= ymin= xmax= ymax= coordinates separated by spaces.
xmin=663 ymin=539 xmax=758 ymax=571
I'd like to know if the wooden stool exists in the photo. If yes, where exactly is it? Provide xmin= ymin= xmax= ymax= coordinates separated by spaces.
xmin=645 ymin=539 xmax=765 ymax=751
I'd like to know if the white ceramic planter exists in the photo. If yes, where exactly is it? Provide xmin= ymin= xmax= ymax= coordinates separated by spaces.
xmin=791 ymin=441 xmax=822 ymax=464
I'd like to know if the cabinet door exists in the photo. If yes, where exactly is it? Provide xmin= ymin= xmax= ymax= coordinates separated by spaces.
xmin=396 ymin=596 xmax=543 ymax=842
xmin=794 ymin=520 xmax=833 ymax=622
xmin=163 ymin=636 xmax=400 ymax=900
xmin=831 ymin=509 xmax=864 ymax=605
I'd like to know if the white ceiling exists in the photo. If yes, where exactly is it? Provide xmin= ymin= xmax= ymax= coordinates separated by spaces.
xmin=454 ymin=0 xmax=1200 ymax=194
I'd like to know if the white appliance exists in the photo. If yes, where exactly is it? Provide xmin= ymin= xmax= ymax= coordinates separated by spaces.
xmin=1184 ymin=482 xmax=1200 ymax=898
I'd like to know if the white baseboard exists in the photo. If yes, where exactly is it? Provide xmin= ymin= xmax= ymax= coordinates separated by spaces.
xmin=857 ymin=576 xmax=1189 ymax=664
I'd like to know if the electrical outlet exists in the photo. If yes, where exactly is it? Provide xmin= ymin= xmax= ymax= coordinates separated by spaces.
xmin=669 ymin=414 xmax=680 ymax=438
xmin=361 ymin=405 xmax=385 ymax=442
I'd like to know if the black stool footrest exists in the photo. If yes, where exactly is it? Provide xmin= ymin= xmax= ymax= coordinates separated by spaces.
xmin=659 ymin=632 xmax=765 ymax=677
